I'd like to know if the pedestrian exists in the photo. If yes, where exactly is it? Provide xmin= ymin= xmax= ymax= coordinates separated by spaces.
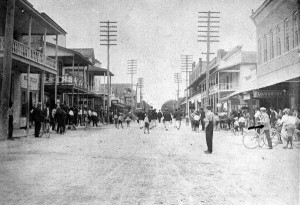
xmin=233 ymin=117 xmax=239 ymax=134
xmin=118 ymin=113 xmax=124 ymax=129
xmin=78 ymin=108 xmax=82 ymax=126
xmin=204 ymin=105 xmax=214 ymax=154
xmin=269 ymin=107 xmax=277 ymax=128
xmin=193 ymin=111 xmax=200 ymax=132
xmin=254 ymin=108 xmax=261 ymax=134
xmin=114 ymin=113 xmax=118 ymax=128
xmin=238 ymin=115 xmax=246 ymax=135
xmin=152 ymin=109 xmax=158 ymax=127
xmin=125 ymin=115 xmax=131 ymax=127
xmin=55 ymin=105 xmax=64 ymax=134
xmin=144 ymin=114 xmax=150 ymax=134
xmin=157 ymin=110 xmax=163 ymax=123
xmin=200 ymin=108 xmax=206 ymax=130
xmin=8 ymin=101 xmax=14 ymax=141
xmin=185 ymin=113 xmax=189 ymax=127
xmin=214 ymin=113 xmax=220 ymax=131
xmin=175 ymin=108 xmax=183 ymax=130
xmin=138 ymin=110 xmax=145 ymax=129
xmin=275 ymin=114 xmax=283 ymax=144
xmin=32 ymin=102 xmax=44 ymax=138
xmin=148 ymin=107 xmax=153 ymax=129
xmin=50 ymin=105 xmax=56 ymax=131
xmin=163 ymin=109 xmax=172 ymax=131
xmin=283 ymin=110 xmax=296 ymax=149
xmin=259 ymin=107 xmax=273 ymax=149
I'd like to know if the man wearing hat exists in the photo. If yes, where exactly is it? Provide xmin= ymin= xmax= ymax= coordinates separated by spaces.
xmin=259 ymin=107 xmax=273 ymax=149
xmin=204 ymin=105 xmax=214 ymax=154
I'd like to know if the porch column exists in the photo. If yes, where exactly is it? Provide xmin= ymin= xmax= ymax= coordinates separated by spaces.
xmin=77 ymin=63 xmax=79 ymax=109
xmin=43 ymin=28 xmax=47 ymax=55
xmin=71 ymin=56 xmax=75 ymax=107
xmin=41 ymin=71 xmax=45 ymax=108
xmin=0 ymin=0 xmax=15 ymax=140
xmin=26 ymin=16 xmax=32 ymax=137
xmin=54 ymin=34 xmax=58 ymax=104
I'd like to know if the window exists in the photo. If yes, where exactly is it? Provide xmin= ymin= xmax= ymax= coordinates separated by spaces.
xmin=258 ymin=39 xmax=262 ymax=64
xmin=270 ymin=30 xmax=274 ymax=59
xmin=293 ymin=12 xmax=299 ymax=48
xmin=263 ymin=35 xmax=268 ymax=62
xmin=284 ymin=18 xmax=290 ymax=52
xmin=276 ymin=25 xmax=281 ymax=56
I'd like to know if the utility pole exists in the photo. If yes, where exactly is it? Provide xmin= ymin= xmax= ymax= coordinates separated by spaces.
xmin=181 ymin=55 xmax=193 ymax=115
xmin=127 ymin=59 xmax=137 ymax=111
xmin=174 ymin=72 xmax=182 ymax=109
xmin=137 ymin=77 xmax=144 ymax=109
xmin=198 ymin=11 xmax=220 ymax=107
xmin=100 ymin=21 xmax=117 ymax=123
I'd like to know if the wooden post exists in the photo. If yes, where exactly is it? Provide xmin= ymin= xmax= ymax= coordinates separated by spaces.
xmin=77 ymin=63 xmax=79 ymax=109
xmin=0 ymin=0 xmax=15 ymax=140
xmin=41 ymin=71 xmax=45 ymax=108
xmin=26 ymin=16 xmax=32 ymax=137
xmin=72 ymin=55 xmax=75 ymax=107
xmin=54 ymin=34 xmax=58 ymax=104
xmin=43 ymin=28 xmax=47 ymax=56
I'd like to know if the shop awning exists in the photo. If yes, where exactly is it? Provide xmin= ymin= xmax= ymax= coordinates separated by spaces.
xmin=221 ymin=68 xmax=300 ymax=101
xmin=112 ymin=102 xmax=130 ymax=109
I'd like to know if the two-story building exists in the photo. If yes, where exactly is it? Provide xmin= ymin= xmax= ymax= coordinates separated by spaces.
xmin=0 ymin=0 xmax=66 ymax=134
xmin=225 ymin=0 xmax=300 ymax=112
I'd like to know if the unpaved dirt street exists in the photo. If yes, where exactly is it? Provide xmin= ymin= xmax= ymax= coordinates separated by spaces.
xmin=0 ymin=123 xmax=299 ymax=205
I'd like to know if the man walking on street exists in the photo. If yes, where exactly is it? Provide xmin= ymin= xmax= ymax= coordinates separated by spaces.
xmin=175 ymin=108 xmax=183 ymax=130
xmin=259 ymin=107 xmax=273 ymax=149
xmin=157 ymin=110 xmax=163 ymax=123
xmin=200 ymin=108 xmax=206 ymax=131
xmin=32 ymin=103 xmax=44 ymax=138
xmin=204 ymin=105 xmax=214 ymax=154
xmin=163 ymin=109 xmax=172 ymax=131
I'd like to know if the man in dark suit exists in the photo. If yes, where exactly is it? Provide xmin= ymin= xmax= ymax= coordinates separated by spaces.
xmin=32 ymin=103 xmax=45 ymax=137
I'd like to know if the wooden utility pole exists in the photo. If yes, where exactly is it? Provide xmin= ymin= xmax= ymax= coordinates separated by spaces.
xmin=181 ymin=55 xmax=193 ymax=115
xmin=198 ymin=11 xmax=220 ymax=107
xmin=127 ymin=59 xmax=137 ymax=110
xmin=100 ymin=21 xmax=117 ymax=123
xmin=0 ymin=0 xmax=15 ymax=140
xmin=174 ymin=72 xmax=182 ymax=109
xmin=137 ymin=77 xmax=144 ymax=108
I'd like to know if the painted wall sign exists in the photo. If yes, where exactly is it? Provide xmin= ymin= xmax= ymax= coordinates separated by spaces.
xmin=24 ymin=75 xmax=38 ymax=83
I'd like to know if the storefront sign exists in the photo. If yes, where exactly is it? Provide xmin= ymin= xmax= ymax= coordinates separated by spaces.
xmin=243 ymin=93 xmax=251 ymax=100
xmin=253 ymin=90 xmax=293 ymax=98
xmin=24 ymin=75 xmax=38 ymax=83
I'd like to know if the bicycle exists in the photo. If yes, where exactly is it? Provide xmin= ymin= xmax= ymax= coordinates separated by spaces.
xmin=39 ymin=118 xmax=51 ymax=138
xmin=243 ymin=128 xmax=279 ymax=149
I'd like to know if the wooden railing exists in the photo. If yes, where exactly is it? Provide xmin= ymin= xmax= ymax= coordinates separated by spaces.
xmin=0 ymin=37 xmax=56 ymax=70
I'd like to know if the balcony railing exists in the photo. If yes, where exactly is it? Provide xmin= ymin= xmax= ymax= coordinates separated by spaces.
xmin=189 ymin=66 xmax=202 ymax=85
xmin=89 ymin=86 xmax=107 ymax=93
xmin=0 ymin=37 xmax=56 ymax=71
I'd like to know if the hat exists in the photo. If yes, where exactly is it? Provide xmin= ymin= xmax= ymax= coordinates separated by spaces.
xmin=260 ymin=107 xmax=266 ymax=111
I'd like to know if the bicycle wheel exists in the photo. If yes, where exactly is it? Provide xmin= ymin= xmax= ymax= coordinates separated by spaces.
xmin=45 ymin=123 xmax=51 ymax=138
xmin=243 ymin=131 xmax=259 ymax=149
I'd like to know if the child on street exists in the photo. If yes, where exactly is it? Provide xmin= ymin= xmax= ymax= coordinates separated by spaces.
xmin=144 ymin=114 xmax=150 ymax=134
xmin=125 ymin=115 xmax=131 ymax=127
xmin=238 ymin=115 xmax=246 ymax=135
xmin=118 ymin=113 xmax=124 ymax=129
xmin=233 ymin=117 xmax=239 ymax=135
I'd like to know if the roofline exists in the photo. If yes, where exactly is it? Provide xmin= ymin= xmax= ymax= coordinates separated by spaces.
xmin=41 ymin=13 xmax=67 ymax=35
xmin=250 ymin=0 xmax=272 ymax=20
xmin=18 ymin=0 xmax=67 ymax=35
xmin=46 ymin=42 xmax=93 ymax=65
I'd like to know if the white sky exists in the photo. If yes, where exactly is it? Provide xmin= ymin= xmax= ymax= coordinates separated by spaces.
xmin=31 ymin=0 xmax=264 ymax=109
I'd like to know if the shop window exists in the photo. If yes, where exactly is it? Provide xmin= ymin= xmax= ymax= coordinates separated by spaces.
xmin=276 ymin=25 xmax=281 ymax=56
xmin=284 ymin=18 xmax=290 ymax=52
xmin=293 ymin=12 xmax=299 ymax=48
xmin=263 ymin=35 xmax=268 ymax=62
xmin=270 ymin=30 xmax=274 ymax=59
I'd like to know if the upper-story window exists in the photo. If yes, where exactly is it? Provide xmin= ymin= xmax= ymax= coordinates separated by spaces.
xmin=284 ymin=18 xmax=290 ymax=52
xmin=263 ymin=35 xmax=268 ymax=62
xmin=293 ymin=12 xmax=299 ymax=48
xmin=276 ymin=25 xmax=281 ymax=56
xmin=270 ymin=30 xmax=274 ymax=59
xmin=258 ymin=38 xmax=262 ymax=64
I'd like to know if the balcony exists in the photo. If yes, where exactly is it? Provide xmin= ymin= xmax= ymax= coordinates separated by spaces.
xmin=209 ymin=83 xmax=239 ymax=94
xmin=0 ymin=37 xmax=56 ymax=71
xmin=189 ymin=66 xmax=201 ymax=85
xmin=88 ymin=86 xmax=107 ymax=94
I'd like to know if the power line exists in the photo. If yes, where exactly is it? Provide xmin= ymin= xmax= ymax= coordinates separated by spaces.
xmin=127 ymin=59 xmax=137 ymax=110
xmin=174 ymin=72 xmax=182 ymax=109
